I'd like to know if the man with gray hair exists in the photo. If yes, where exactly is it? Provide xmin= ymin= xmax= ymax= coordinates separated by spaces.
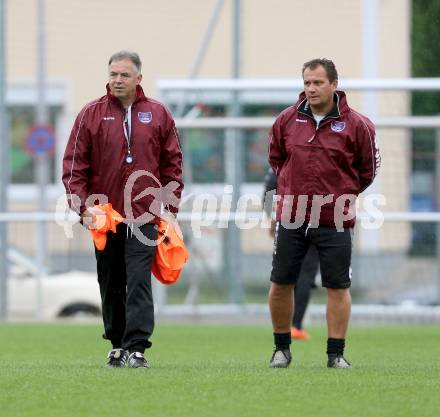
xmin=62 ymin=51 xmax=183 ymax=368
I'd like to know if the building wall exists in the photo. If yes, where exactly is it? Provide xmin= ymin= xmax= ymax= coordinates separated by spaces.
xmin=6 ymin=0 xmax=412 ymax=254
xmin=7 ymin=0 xmax=410 ymax=108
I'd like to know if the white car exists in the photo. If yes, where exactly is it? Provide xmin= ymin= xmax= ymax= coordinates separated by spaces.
xmin=8 ymin=269 xmax=102 ymax=320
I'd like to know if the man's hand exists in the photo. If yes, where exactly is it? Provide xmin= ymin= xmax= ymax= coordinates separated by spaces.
xmin=81 ymin=206 xmax=106 ymax=230
xmin=161 ymin=211 xmax=183 ymax=240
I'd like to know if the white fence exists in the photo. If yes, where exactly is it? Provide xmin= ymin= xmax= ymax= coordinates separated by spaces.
xmin=2 ymin=78 xmax=440 ymax=321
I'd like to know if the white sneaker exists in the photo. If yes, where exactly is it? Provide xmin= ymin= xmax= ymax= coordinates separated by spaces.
xmin=269 ymin=349 xmax=292 ymax=368
xmin=127 ymin=351 xmax=150 ymax=369
xmin=327 ymin=355 xmax=351 ymax=369
xmin=106 ymin=349 xmax=128 ymax=368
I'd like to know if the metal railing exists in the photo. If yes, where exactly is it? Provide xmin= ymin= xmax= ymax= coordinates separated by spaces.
xmin=2 ymin=78 xmax=440 ymax=320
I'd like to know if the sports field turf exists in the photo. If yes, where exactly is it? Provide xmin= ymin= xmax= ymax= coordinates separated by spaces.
xmin=0 ymin=323 xmax=438 ymax=417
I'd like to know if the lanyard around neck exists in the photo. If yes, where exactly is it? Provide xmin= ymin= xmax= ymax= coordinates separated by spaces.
xmin=123 ymin=105 xmax=132 ymax=147
xmin=123 ymin=105 xmax=134 ymax=163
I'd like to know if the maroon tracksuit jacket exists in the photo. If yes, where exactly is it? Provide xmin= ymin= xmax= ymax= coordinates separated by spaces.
xmin=269 ymin=91 xmax=380 ymax=228
xmin=62 ymin=85 xmax=183 ymax=224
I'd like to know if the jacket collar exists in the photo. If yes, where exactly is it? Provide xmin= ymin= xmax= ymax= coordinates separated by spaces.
xmin=106 ymin=84 xmax=148 ymax=107
xmin=296 ymin=90 xmax=348 ymax=120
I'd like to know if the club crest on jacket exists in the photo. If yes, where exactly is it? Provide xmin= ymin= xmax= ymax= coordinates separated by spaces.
xmin=138 ymin=111 xmax=153 ymax=124
xmin=331 ymin=121 xmax=345 ymax=132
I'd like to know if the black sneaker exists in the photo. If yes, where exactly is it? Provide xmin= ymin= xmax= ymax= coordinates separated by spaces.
xmin=269 ymin=349 xmax=292 ymax=368
xmin=127 ymin=351 xmax=150 ymax=368
xmin=327 ymin=354 xmax=352 ymax=369
xmin=106 ymin=348 xmax=128 ymax=368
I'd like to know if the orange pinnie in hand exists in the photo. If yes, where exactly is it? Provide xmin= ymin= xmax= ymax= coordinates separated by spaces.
xmin=88 ymin=204 xmax=123 ymax=250
xmin=152 ymin=220 xmax=189 ymax=285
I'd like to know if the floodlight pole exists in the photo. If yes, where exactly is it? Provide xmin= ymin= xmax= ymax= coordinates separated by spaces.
xmin=155 ymin=0 xmax=226 ymax=311
xmin=360 ymin=0 xmax=380 ymax=253
xmin=35 ymin=0 xmax=49 ymax=318
xmin=223 ymin=0 xmax=243 ymax=303
xmin=0 ymin=0 xmax=8 ymax=320
xmin=174 ymin=0 xmax=226 ymax=185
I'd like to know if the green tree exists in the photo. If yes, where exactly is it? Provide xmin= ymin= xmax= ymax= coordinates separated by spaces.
xmin=412 ymin=0 xmax=440 ymax=114
xmin=410 ymin=0 xmax=440 ymax=255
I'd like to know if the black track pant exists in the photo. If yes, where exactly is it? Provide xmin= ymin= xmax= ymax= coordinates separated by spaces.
xmin=95 ymin=223 xmax=157 ymax=353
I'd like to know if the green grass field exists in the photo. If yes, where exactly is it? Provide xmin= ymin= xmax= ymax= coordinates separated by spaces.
xmin=0 ymin=323 xmax=439 ymax=417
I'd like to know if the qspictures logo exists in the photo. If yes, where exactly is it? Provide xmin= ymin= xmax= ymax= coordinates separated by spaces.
xmin=56 ymin=170 xmax=386 ymax=243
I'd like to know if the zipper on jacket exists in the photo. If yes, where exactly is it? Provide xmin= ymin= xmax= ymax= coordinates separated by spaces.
xmin=305 ymin=222 xmax=312 ymax=237
xmin=307 ymin=120 xmax=319 ymax=143
xmin=299 ymin=104 xmax=340 ymax=144
xmin=302 ymin=113 xmax=321 ymax=143
xmin=298 ymin=92 xmax=342 ymax=144
xmin=306 ymin=115 xmax=338 ymax=143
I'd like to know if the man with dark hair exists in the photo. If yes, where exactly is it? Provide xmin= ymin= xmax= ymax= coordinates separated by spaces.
xmin=302 ymin=58 xmax=339 ymax=83
xmin=62 ymin=50 xmax=183 ymax=368
xmin=268 ymin=58 xmax=380 ymax=368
